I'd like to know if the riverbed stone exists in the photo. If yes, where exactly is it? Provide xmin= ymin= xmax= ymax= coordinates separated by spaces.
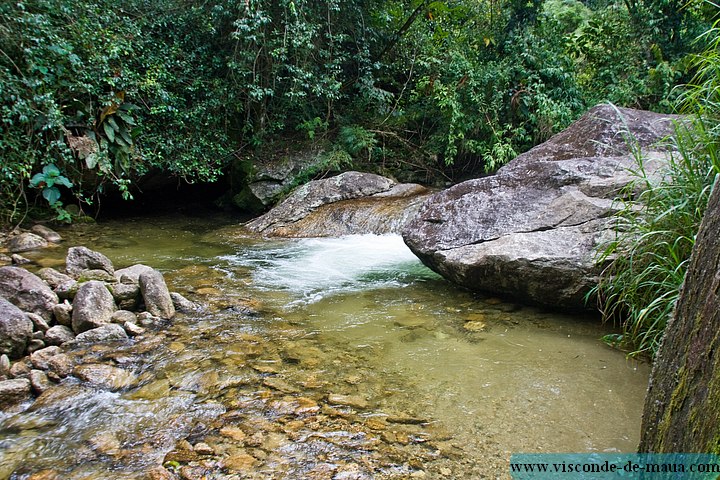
xmin=403 ymin=105 xmax=679 ymax=310
xmin=71 ymin=324 xmax=128 ymax=344
xmin=170 ymin=292 xmax=197 ymax=313
xmin=327 ymin=393 xmax=369 ymax=410
xmin=114 ymin=264 xmax=154 ymax=284
xmin=110 ymin=310 xmax=137 ymax=325
xmin=0 ymin=378 xmax=32 ymax=407
xmin=26 ymin=338 xmax=46 ymax=354
xmin=139 ymin=270 xmax=175 ymax=319
xmin=71 ymin=281 xmax=116 ymax=333
xmin=65 ymin=246 xmax=115 ymax=278
xmin=73 ymin=363 xmax=138 ymax=390
xmin=7 ymin=232 xmax=48 ymax=253
xmin=44 ymin=325 xmax=75 ymax=346
xmin=122 ymin=321 xmax=145 ymax=336
xmin=30 ymin=225 xmax=63 ymax=243
xmin=54 ymin=280 xmax=78 ymax=300
xmin=0 ymin=266 xmax=59 ymax=321
xmin=30 ymin=346 xmax=62 ymax=370
xmin=52 ymin=301 xmax=72 ymax=327
xmin=109 ymin=282 xmax=139 ymax=302
xmin=37 ymin=266 xmax=72 ymax=286
xmin=27 ymin=312 xmax=50 ymax=332
xmin=9 ymin=358 xmax=31 ymax=378
xmin=46 ymin=353 xmax=72 ymax=379
xmin=29 ymin=369 xmax=52 ymax=394
xmin=0 ymin=297 xmax=33 ymax=359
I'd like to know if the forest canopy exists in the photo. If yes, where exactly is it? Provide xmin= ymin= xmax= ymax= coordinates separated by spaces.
xmin=0 ymin=0 xmax=714 ymax=221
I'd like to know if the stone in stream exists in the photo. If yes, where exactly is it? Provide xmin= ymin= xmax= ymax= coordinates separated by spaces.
xmin=327 ymin=393 xmax=369 ymax=410
xmin=52 ymin=301 xmax=72 ymax=327
xmin=139 ymin=269 xmax=175 ymax=319
xmin=170 ymin=292 xmax=197 ymax=313
xmin=44 ymin=325 xmax=75 ymax=346
xmin=71 ymin=281 xmax=116 ymax=333
xmin=26 ymin=312 xmax=50 ymax=332
xmin=30 ymin=346 xmax=62 ymax=370
xmin=114 ymin=264 xmax=154 ymax=284
xmin=73 ymin=363 xmax=138 ymax=390
xmin=30 ymin=225 xmax=63 ymax=243
xmin=403 ymin=105 xmax=679 ymax=310
xmin=71 ymin=324 xmax=128 ymax=344
xmin=0 ymin=266 xmax=59 ymax=321
xmin=65 ymin=246 xmax=115 ymax=278
xmin=28 ymin=369 xmax=52 ymax=395
xmin=7 ymin=232 xmax=48 ymax=253
xmin=0 ymin=378 xmax=32 ymax=407
xmin=0 ymin=297 xmax=33 ymax=358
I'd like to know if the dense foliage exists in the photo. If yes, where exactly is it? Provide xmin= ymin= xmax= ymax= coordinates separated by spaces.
xmin=0 ymin=0 xmax=712 ymax=222
xmin=593 ymin=11 xmax=720 ymax=357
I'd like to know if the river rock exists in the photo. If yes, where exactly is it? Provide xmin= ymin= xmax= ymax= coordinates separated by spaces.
xmin=54 ymin=280 xmax=78 ymax=300
xmin=30 ymin=346 xmax=62 ymax=370
xmin=111 ymin=310 xmax=137 ymax=324
xmin=0 ymin=297 xmax=33 ymax=358
xmin=327 ymin=393 xmax=369 ymax=410
xmin=37 ymin=268 xmax=73 ymax=289
xmin=170 ymin=292 xmax=197 ymax=313
xmin=46 ymin=353 xmax=72 ymax=379
xmin=44 ymin=325 xmax=75 ymax=346
xmin=7 ymin=232 xmax=48 ymax=253
xmin=30 ymin=225 xmax=63 ymax=243
xmin=10 ymin=254 xmax=30 ymax=265
xmin=65 ymin=246 xmax=114 ymax=278
xmin=139 ymin=270 xmax=175 ymax=319
xmin=73 ymin=363 xmax=137 ymax=390
xmin=0 ymin=266 xmax=59 ymax=320
xmin=403 ymin=105 xmax=679 ymax=310
xmin=52 ymin=301 xmax=72 ymax=326
xmin=26 ymin=338 xmax=45 ymax=353
xmin=244 ymin=171 xmax=432 ymax=237
xmin=71 ymin=324 xmax=128 ymax=344
xmin=27 ymin=312 xmax=50 ymax=332
xmin=115 ymin=264 xmax=154 ymax=284
xmin=29 ymin=369 xmax=52 ymax=394
xmin=0 ymin=378 xmax=32 ymax=407
xmin=71 ymin=281 xmax=116 ymax=333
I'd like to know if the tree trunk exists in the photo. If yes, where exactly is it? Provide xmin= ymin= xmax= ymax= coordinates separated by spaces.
xmin=639 ymin=177 xmax=720 ymax=453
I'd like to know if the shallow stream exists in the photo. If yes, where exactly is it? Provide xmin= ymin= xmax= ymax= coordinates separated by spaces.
xmin=0 ymin=214 xmax=650 ymax=479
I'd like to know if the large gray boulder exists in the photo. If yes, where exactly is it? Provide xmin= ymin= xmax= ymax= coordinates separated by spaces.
xmin=71 ymin=281 xmax=117 ymax=333
xmin=244 ymin=171 xmax=432 ymax=237
xmin=0 ymin=266 xmax=59 ymax=320
xmin=402 ymin=105 xmax=679 ymax=310
xmin=0 ymin=297 xmax=33 ymax=359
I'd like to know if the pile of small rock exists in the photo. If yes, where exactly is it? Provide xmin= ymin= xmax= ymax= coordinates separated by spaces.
xmin=0 ymin=240 xmax=196 ymax=408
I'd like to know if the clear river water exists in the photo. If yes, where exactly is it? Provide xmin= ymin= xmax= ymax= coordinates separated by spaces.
xmin=0 ymin=213 xmax=650 ymax=479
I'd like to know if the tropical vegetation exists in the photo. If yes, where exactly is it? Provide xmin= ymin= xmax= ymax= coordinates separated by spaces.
xmin=1 ymin=0 xmax=713 ymax=223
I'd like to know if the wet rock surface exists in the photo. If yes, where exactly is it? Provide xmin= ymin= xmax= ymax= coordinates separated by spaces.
xmin=403 ymin=105 xmax=680 ymax=310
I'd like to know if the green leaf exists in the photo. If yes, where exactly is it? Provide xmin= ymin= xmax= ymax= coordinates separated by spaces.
xmin=119 ymin=127 xmax=133 ymax=145
xmin=29 ymin=173 xmax=45 ymax=187
xmin=42 ymin=187 xmax=61 ymax=205
xmin=117 ymin=111 xmax=137 ymax=125
xmin=43 ymin=164 xmax=60 ymax=177
xmin=107 ymin=116 xmax=120 ymax=131
xmin=103 ymin=122 xmax=116 ymax=142
xmin=85 ymin=153 xmax=98 ymax=169
xmin=56 ymin=176 xmax=73 ymax=188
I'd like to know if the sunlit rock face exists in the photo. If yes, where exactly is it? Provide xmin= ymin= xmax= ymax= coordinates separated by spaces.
xmin=403 ymin=104 xmax=680 ymax=311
